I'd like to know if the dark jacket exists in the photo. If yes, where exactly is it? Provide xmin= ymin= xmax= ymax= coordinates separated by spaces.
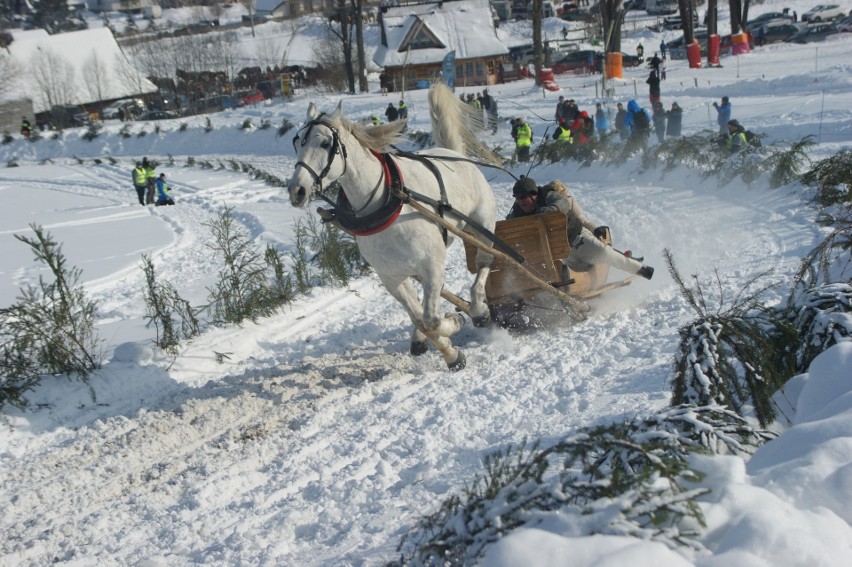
xmin=665 ymin=106 xmax=683 ymax=136
xmin=646 ymin=71 xmax=661 ymax=96
xmin=385 ymin=105 xmax=399 ymax=122
xmin=615 ymin=108 xmax=627 ymax=130
xmin=652 ymin=106 xmax=666 ymax=133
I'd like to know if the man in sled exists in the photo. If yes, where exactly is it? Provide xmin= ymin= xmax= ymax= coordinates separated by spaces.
xmin=507 ymin=177 xmax=654 ymax=280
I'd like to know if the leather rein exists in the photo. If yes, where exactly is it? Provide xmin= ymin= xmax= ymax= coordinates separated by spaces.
xmin=292 ymin=118 xmax=520 ymax=261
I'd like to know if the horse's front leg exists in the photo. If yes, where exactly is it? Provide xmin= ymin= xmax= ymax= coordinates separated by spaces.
xmin=420 ymin=271 xmax=466 ymax=370
xmin=380 ymin=275 xmax=465 ymax=371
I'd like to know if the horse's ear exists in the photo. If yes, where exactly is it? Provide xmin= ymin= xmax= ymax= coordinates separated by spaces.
xmin=307 ymin=103 xmax=319 ymax=120
xmin=330 ymin=101 xmax=343 ymax=120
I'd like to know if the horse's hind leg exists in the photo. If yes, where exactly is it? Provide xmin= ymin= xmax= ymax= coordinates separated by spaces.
xmin=469 ymin=249 xmax=494 ymax=327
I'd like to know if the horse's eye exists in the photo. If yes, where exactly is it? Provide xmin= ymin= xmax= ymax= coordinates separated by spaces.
xmin=320 ymin=140 xmax=330 ymax=149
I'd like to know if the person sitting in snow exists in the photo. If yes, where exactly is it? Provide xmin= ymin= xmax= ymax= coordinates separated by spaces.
xmin=154 ymin=173 xmax=175 ymax=206
xmin=552 ymin=118 xmax=573 ymax=144
xmin=506 ymin=177 xmax=654 ymax=280
xmin=722 ymin=119 xmax=748 ymax=153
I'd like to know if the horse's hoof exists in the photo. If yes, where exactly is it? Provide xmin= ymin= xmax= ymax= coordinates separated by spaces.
xmin=472 ymin=314 xmax=491 ymax=328
xmin=410 ymin=340 xmax=429 ymax=356
xmin=447 ymin=350 xmax=466 ymax=372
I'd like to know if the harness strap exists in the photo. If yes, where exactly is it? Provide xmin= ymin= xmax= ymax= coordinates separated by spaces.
xmin=397 ymin=187 xmax=525 ymax=265
xmin=393 ymin=148 xmax=519 ymax=181
xmin=319 ymin=152 xmax=404 ymax=237
xmin=399 ymin=153 xmax=450 ymax=244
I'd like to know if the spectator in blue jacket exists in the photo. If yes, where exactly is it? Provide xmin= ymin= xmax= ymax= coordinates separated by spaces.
xmin=624 ymin=99 xmax=651 ymax=150
xmin=713 ymin=96 xmax=731 ymax=134
xmin=155 ymin=173 xmax=175 ymax=206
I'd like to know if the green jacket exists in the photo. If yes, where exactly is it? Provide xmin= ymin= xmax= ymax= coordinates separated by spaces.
xmin=515 ymin=123 xmax=532 ymax=147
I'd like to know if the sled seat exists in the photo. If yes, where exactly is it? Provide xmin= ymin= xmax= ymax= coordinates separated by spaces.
xmin=464 ymin=212 xmax=570 ymax=304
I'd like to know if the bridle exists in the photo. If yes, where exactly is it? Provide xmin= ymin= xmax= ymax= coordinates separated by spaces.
xmin=291 ymin=115 xmax=349 ymax=194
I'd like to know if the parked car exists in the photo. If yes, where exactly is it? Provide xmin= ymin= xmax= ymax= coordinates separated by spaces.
xmin=559 ymin=7 xmax=593 ymax=21
xmin=510 ymin=43 xmax=569 ymax=65
xmin=50 ymin=105 xmax=91 ymax=128
xmin=550 ymin=49 xmax=602 ymax=74
xmin=191 ymin=95 xmax=241 ymax=115
xmin=754 ymin=21 xmax=807 ymax=44
xmin=645 ymin=0 xmax=677 ymax=16
xmin=801 ymin=4 xmax=845 ymax=22
xmin=256 ymin=79 xmax=280 ymax=99
xmin=835 ymin=15 xmax=852 ymax=32
xmin=624 ymin=52 xmax=643 ymax=66
xmin=784 ymin=22 xmax=839 ymax=43
xmin=240 ymin=90 xmax=265 ymax=105
xmin=662 ymin=13 xmax=699 ymax=30
xmin=745 ymin=11 xmax=795 ymax=31
xmin=142 ymin=110 xmax=180 ymax=121
xmin=101 ymin=98 xmax=145 ymax=120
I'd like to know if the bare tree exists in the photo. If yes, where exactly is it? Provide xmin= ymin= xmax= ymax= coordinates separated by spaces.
xmin=532 ymin=0 xmax=542 ymax=86
xmin=82 ymin=51 xmax=110 ymax=106
xmin=728 ymin=0 xmax=751 ymax=34
xmin=325 ymin=0 xmax=356 ymax=94
xmin=355 ymin=0 xmax=367 ymax=92
xmin=706 ymin=0 xmax=718 ymax=36
xmin=314 ymin=25 xmax=348 ymax=93
xmin=677 ymin=0 xmax=697 ymax=46
xmin=206 ymin=31 xmax=243 ymax=81
xmin=0 ymin=51 xmax=21 ymax=101
xmin=113 ymin=47 xmax=147 ymax=97
xmin=30 ymin=47 xmax=76 ymax=110
xmin=255 ymin=34 xmax=284 ymax=72
xmin=599 ymin=0 xmax=626 ymax=85
xmin=242 ymin=0 xmax=256 ymax=38
xmin=119 ymin=39 xmax=175 ymax=86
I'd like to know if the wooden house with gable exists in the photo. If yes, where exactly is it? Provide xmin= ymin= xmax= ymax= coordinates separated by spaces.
xmin=372 ymin=0 xmax=509 ymax=90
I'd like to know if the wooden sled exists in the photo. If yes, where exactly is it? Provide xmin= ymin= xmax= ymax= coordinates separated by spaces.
xmin=396 ymin=196 xmax=635 ymax=328
xmin=461 ymin=212 xmax=636 ymax=328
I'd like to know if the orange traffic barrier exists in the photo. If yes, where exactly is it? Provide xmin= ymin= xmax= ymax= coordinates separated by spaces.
xmin=731 ymin=32 xmax=751 ymax=55
xmin=708 ymin=34 xmax=721 ymax=66
xmin=686 ymin=41 xmax=702 ymax=69
xmin=605 ymin=52 xmax=623 ymax=79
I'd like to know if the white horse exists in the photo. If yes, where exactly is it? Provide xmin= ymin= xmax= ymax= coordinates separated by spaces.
xmin=287 ymin=83 xmax=500 ymax=371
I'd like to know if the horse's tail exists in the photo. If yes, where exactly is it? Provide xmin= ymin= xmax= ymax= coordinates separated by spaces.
xmin=428 ymin=82 xmax=501 ymax=166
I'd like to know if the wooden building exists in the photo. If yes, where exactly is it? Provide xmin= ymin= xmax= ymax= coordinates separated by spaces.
xmin=372 ymin=0 xmax=509 ymax=90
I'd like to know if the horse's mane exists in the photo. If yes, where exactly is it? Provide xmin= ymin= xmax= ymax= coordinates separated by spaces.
xmin=331 ymin=114 xmax=408 ymax=153
xmin=428 ymin=82 xmax=502 ymax=166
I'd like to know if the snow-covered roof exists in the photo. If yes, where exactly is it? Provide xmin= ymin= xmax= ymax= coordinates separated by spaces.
xmin=373 ymin=0 xmax=508 ymax=68
xmin=5 ymin=27 xmax=157 ymax=113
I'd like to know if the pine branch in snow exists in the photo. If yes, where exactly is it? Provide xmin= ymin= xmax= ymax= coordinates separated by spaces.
xmin=791 ymin=283 xmax=852 ymax=372
xmin=0 ymin=225 xmax=102 ymax=412
xmin=666 ymin=250 xmax=796 ymax=427
xmin=394 ymin=405 xmax=771 ymax=566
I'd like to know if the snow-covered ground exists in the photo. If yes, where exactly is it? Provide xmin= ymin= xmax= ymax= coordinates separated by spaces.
xmin=1 ymin=2 xmax=852 ymax=565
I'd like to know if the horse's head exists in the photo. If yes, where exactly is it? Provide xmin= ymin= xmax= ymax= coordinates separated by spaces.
xmin=288 ymin=102 xmax=347 ymax=208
